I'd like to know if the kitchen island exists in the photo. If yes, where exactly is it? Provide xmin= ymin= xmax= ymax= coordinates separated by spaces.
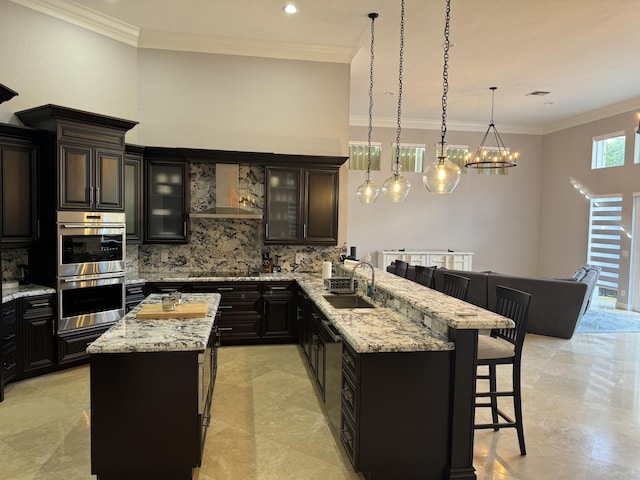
xmin=87 ymin=293 xmax=220 ymax=480
xmin=129 ymin=268 xmax=511 ymax=479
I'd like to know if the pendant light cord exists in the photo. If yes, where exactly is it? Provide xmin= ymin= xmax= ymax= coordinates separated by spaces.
xmin=440 ymin=0 xmax=451 ymax=155
xmin=367 ymin=13 xmax=378 ymax=183
xmin=394 ymin=0 xmax=405 ymax=176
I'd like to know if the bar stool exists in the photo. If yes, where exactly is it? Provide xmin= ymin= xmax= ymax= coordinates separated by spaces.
xmin=442 ymin=272 xmax=470 ymax=300
xmin=414 ymin=265 xmax=436 ymax=288
xmin=394 ymin=260 xmax=409 ymax=278
xmin=475 ymin=285 xmax=532 ymax=455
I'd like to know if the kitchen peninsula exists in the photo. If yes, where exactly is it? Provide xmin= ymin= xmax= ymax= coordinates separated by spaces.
xmin=124 ymin=268 xmax=511 ymax=480
xmin=87 ymin=293 xmax=220 ymax=480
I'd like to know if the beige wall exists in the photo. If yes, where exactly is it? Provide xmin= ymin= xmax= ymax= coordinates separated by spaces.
xmin=540 ymin=110 xmax=640 ymax=308
xmin=0 ymin=1 xmax=139 ymax=140
xmin=347 ymin=126 xmax=543 ymax=275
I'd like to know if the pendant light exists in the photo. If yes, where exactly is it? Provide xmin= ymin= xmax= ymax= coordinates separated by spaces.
xmin=382 ymin=0 xmax=411 ymax=203
xmin=356 ymin=12 xmax=381 ymax=204
xmin=464 ymin=87 xmax=519 ymax=168
xmin=423 ymin=0 xmax=461 ymax=194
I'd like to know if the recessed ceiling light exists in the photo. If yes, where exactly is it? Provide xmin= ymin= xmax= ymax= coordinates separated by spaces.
xmin=284 ymin=4 xmax=297 ymax=14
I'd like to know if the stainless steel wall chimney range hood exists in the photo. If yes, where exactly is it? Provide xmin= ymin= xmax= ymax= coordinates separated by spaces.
xmin=189 ymin=163 xmax=262 ymax=219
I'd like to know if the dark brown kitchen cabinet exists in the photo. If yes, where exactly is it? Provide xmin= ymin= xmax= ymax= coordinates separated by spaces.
xmin=58 ymin=142 xmax=124 ymax=211
xmin=15 ymin=105 xmax=137 ymax=216
xmin=188 ymin=282 xmax=261 ymax=345
xmin=90 ymin=325 xmax=217 ymax=479
xmin=1 ymin=301 xmax=18 ymax=394
xmin=57 ymin=323 xmax=111 ymax=365
xmin=264 ymin=166 xmax=339 ymax=245
xmin=144 ymin=156 xmax=189 ymax=243
xmin=125 ymin=146 xmax=144 ymax=243
xmin=340 ymin=340 xmax=454 ymax=479
xmin=125 ymin=282 xmax=146 ymax=313
xmin=0 ymin=126 xmax=38 ymax=248
xmin=262 ymin=282 xmax=296 ymax=342
xmin=20 ymin=294 xmax=55 ymax=377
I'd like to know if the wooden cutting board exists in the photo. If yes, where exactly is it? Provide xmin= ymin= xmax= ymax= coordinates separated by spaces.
xmin=136 ymin=303 xmax=209 ymax=319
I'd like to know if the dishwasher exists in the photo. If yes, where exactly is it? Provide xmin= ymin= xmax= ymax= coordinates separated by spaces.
xmin=317 ymin=314 xmax=343 ymax=438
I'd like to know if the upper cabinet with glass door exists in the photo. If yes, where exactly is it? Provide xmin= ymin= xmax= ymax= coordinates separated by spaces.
xmin=144 ymin=155 xmax=189 ymax=244
xmin=264 ymin=164 xmax=340 ymax=246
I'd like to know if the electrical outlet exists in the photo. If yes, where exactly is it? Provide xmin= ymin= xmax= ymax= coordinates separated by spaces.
xmin=295 ymin=253 xmax=304 ymax=263
xmin=161 ymin=251 xmax=169 ymax=262
xmin=621 ymin=290 xmax=626 ymax=297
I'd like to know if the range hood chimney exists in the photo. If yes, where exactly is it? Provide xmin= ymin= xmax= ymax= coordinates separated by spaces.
xmin=190 ymin=163 xmax=262 ymax=219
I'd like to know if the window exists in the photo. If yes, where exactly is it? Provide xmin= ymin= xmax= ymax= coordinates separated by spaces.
xmin=588 ymin=195 xmax=623 ymax=297
xmin=440 ymin=145 xmax=469 ymax=173
xmin=592 ymin=132 xmax=625 ymax=169
xmin=348 ymin=142 xmax=381 ymax=171
xmin=391 ymin=143 xmax=425 ymax=173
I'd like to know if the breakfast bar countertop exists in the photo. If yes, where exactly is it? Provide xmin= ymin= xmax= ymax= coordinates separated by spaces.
xmin=86 ymin=293 xmax=220 ymax=354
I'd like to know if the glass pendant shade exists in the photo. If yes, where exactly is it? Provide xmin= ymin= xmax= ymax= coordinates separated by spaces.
xmin=423 ymin=158 xmax=460 ymax=194
xmin=356 ymin=179 xmax=380 ymax=204
xmin=423 ymin=142 xmax=461 ymax=194
xmin=382 ymin=169 xmax=411 ymax=202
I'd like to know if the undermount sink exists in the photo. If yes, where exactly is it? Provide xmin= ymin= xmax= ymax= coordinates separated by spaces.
xmin=323 ymin=294 xmax=375 ymax=309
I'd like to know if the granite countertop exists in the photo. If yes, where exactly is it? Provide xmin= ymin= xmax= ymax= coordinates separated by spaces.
xmin=87 ymin=293 xmax=220 ymax=354
xmin=130 ymin=268 xmax=512 ymax=354
xmin=2 ymin=283 xmax=56 ymax=303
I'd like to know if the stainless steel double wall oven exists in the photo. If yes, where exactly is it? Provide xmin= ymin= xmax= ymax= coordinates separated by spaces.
xmin=56 ymin=211 xmax=125 ymax=332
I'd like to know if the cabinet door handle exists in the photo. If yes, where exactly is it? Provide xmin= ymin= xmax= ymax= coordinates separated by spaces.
xmin=218 ymin=327 xmax=233 ymax=332
xmin=95 ymin=186 xmax=100 ymax=203
xmin=183 ymin=222 xmax=187 ymax=237
xmin=2 ymin=333 xmax=16 ymax=342
xmin=303 ymin=223 xmax=307 ymax=238
xmin=265 ymin=223 xmax=269 ymax=238
xmin=217 ymin=287 xmax=234 ymax=291
xmin=269 ymin=286 xmax=288 ymax=290
xmin=29 ymin=302 xmax=50 ymax=308
xmin=218 ymin=305 xmax=233 ymax=309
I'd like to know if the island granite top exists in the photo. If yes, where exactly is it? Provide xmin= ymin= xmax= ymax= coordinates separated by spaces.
xmin=87 ymin=293 xmax=220 ymax=354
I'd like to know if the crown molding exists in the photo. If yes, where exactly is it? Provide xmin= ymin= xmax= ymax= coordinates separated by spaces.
xmin=543 ymin=96 xmax=640 ymax=134
xmin=10 ymin=0 xmax=357 ymax=63
xmin=10 ymin=0 xmax=139 ymax=46
xmin=139 ymin=30 xmax=359 ymax=64
xmin=349 ymin=115 xmax=544 ymax=135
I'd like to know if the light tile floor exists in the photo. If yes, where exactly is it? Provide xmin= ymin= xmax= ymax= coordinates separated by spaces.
xmin=2 ymin=322 xmax=640 ymax=479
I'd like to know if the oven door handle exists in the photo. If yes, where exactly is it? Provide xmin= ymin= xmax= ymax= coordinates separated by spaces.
xmin=59 ymin=223 xmax=126 ymax=229
xmin=60 ymin=273 xmax=125 ymax=282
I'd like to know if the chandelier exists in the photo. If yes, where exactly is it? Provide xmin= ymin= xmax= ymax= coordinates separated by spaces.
xmin=464 ymin=87 xmax=519 ymax=168
xmin=422 ymin=0 xmax=461 ymax=194
xmin=382 ymin=0 xmax=411 ymax=202
xmin=356 ymin=13 xmax=381 ymax=204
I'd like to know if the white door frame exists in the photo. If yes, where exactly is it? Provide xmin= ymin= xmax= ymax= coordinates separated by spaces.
xmin=630 ymin=193 xmax=640 ymax=312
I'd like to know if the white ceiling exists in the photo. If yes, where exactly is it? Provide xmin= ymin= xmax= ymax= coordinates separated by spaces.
xmin=18 ymin=0 xmax=640 ymax=133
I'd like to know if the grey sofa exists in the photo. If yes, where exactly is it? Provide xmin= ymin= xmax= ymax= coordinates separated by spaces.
xmin=389 ymin=263 xmax=600 ymax=339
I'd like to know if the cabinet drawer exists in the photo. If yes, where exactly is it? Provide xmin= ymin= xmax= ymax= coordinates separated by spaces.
xmin=341 ymin=343 xmax=358 ymax=382
xmin=2 ymin=347 xmax=18 ymax=381
xmin=262 ymin=282 xmax=295 ymax=296
xmin=2 ymin=303 xmax=17 ymax=323
xmin=217 ymin=318 xmax=260 ymax=344
xmin=58 ymin=326 xmax=108 ymax=364
xmin=196 ymin=283 xmax=261 ymax=296
xmin=2 ymin=323 xmax=17 ymax=349
xmin=340 ymin=412 xmax=357 ymax=468
xmin=216 ymin=297 xmax=261 ymax=316
xmin=125 ymin=283 xmax=146 ymax=296
xmin=341 ymin=372 xmax=357 ymax=422
xmin=22 ymin=295 xmax=54 ymax=318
